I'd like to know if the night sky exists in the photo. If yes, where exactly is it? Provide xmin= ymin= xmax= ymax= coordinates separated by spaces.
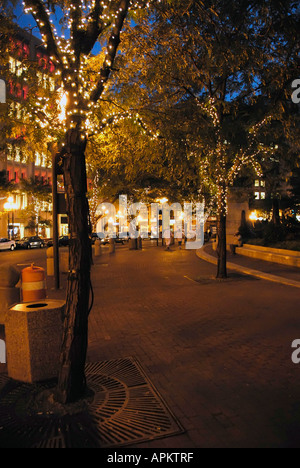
xmin=14 ymin=1 xmax=40 ymax=37
xmin=13 ymin=1 xmax=102 ymax=54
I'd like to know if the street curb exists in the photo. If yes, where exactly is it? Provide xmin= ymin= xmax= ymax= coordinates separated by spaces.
xmin=196 ymin=246 xmax=300 ymax=289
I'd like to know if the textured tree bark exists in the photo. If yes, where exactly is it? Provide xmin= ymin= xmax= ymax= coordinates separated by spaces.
xmin=216 ymin=184 xmax=227 ymax=279
xmin=56 ymin=129 xmax=92 ymax=404
xmin=216 ymin=212 xmax=227 ymax=279
xmin=272 ymin=198 xmax=280 ymax=226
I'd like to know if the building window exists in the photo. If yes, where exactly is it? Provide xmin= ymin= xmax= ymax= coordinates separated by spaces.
xmin=9 ymin=39 xmax=29 ymax=60
xmin=35 ymin=152 xmax=41 ymax=167
xmin=255 ymin=180 xmax=260 ymax=187
xmin=7 ymin=145 xmax=13 ymax=161
xmin=255 ymin=192 xmax=260 ymax=200
xmin=21 ymin=194 xmax=27 ymax=209
xmin=261 ymin=192 xmax=266 ymax=200
xmin=9 ymin=57 xmax=23 ymax=76
xmin=15 ymin=147 xmax=21 ymax=162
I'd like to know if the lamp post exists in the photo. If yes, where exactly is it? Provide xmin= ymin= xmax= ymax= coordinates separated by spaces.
xmin=156 ymin=198 xmax=169 ymax=246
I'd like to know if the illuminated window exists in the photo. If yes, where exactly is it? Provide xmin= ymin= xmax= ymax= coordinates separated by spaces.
xmin=7 ymin=144 xmax=13 ymax=160
xmin=49 ymin=78 xmax=55 ymax=92
xmin=15 ymin=148 xmax=21 ymax=162
xmin=261 ymin=180 xmax=266 ymax=187
xmin=35 ymin=152 xmax=41 ymax=166
xmin=255 ymin=192 xmax=260 ymax=200
xmin=15 ymin=102 xmax=22 ymax=120
xmin=21 ymin=194 xmax=27 ymax=209
xmin=261 ymin=192 xmax=266 ymax=200
xmin=255 ymin=180 xmax=260 ymax=187
xmin=9 ymin=58 xmax=23 ymax=77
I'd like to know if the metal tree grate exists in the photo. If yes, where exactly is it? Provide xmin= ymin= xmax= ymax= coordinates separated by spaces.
xmin=0 ymin=357 xmax=184 ymax=448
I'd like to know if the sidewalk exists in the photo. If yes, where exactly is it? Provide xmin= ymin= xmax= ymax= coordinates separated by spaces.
xmin=198 ymin=243 xmax=300 ymax=288
xmin=2 ymin=242 xmax=300 ymax=447
xmin=85 ymin=242 xmax=300 ymax=447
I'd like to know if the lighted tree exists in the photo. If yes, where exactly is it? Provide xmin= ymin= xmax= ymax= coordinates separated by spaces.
xmin=84 ymin=95 xmax=205 ymax=209
xmin=21 ymin=0 xmax=158 ymax=403
xmin=115 ymin=0 xmax=299 ymax=278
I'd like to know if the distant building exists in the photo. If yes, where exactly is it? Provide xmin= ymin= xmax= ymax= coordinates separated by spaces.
xmin=253 ymin=178 xmax=266 ymax=201
xmin=0 ymin=23 xmax=68 ymax=239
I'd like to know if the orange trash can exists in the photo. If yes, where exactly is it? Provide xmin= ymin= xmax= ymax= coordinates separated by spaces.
xmin=21 ymin=264 xmax=47 ymax=303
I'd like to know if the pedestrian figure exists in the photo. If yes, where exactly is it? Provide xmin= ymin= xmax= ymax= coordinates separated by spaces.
xmin=164 ymin=229 xmax=171 ymax=251
xmin=175 ymin=227 xmax=183 ymax=249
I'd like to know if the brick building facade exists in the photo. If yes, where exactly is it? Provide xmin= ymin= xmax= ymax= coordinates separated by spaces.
xmin=0 ymin=24 xmax=68 ymax=239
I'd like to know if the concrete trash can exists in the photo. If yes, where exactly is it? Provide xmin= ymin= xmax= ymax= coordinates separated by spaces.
xmin=6 ymin=300 xmax=65 ymax=383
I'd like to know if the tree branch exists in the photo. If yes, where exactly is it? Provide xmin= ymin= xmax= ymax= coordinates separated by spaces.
xmin=76 ymin=0 xmax=105 ymax=56
xmin=90 ymin=0 xmax=130 ymax=103
xmin=23 ymin=0 xmax=63 ymax=69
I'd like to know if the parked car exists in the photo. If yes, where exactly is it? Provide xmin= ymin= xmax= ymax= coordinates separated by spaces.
xmin=17 ymin=236 xmax=45 ymax=249
xmin=0 ymin=238 xmax=16 ymax=251
xmin=46 ymin=236 xmax=70 ymax=247
xmin=108 ymin=234 xmax=129 ymax=245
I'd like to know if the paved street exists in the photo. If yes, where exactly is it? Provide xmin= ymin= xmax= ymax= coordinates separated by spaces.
xmin=86 ymin=242 xmax=300 ymax=448
xmin=1 ymin=242 xmax=300 ymax=447
xmin=0 ymin=247 xmax=48 ymax=272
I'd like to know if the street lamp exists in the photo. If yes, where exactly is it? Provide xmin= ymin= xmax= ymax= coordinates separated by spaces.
xmin=4 ymin=196 xmax=18 ymax=240
xmin=249 ymin=211 xmax=258 ymax=227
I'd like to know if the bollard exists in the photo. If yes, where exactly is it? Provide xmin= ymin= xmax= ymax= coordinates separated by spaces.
xmin=0 ymin=265 xmax=20 ymax=323
xmin=60 ymin=249 xmax=69 ymax=273
xmin=94 ymin=238 xmax=102 ymax=257
xmin=47 ymin=247 xmax=54 ymax=276
xmin=129 ymin=238 xmax=138 ymax=250
xmin=6 ymin=300 xmax=65 ymax=383
xmin=47 ymin=247 xmax=69 ymax=275
xmin=109 ymin=238 xmax=115 ymax=254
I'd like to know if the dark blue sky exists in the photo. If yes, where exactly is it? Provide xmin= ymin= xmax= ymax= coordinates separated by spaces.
xmin=14 ymin=1 xmax=40 ymax=37
xmin=14 ymin=1 xmax=102 ymax=54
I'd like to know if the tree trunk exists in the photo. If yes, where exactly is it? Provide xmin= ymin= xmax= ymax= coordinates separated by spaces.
xmin=216 ymin=184 xmax=227 ymax=279
xmin=217 ymin=212 xmax=227 ymax=278
xmin=272 ymin=198 xmax=280 ymax=226
xmin=56 ymin=129 xmax=92 ymax=404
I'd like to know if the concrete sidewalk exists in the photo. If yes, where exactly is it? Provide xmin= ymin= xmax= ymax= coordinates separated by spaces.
xmin=86 ymin=242 xmax=300 ymax=447
xmin=198 ymin=244 xmax=300 ymax=288
xmin=2 ymin=242 xmax=300 ymax=448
